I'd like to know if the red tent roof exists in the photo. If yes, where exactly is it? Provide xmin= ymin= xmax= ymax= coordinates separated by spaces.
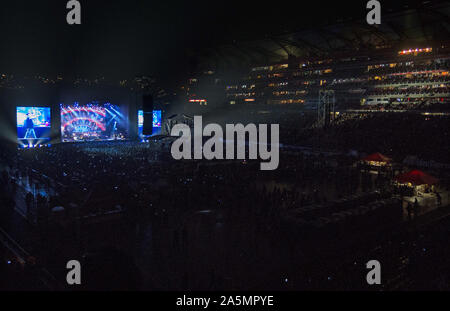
xmin=394 ymin=170 xmax=439 ymax=185
xmin=362 ymin=152 xmax=391 ymax=162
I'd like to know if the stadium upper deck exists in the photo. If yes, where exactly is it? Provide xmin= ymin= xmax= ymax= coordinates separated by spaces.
xmin=224 ymin=45 xmax=450 ymax=110
xmin=182 ymin=1 xmax=448 ymax=111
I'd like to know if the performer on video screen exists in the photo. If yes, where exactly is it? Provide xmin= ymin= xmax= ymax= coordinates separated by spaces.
xmin=24 ymin=113 xmax=37 ymax=139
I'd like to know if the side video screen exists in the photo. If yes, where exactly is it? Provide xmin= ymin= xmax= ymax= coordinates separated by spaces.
xmin=138 ymin=110 xmax=162 ymax=136
xmin=16 ymin=106 xmax=51 ymax=144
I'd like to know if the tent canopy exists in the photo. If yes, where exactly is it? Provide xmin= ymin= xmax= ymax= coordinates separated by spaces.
xmin=362 ymin=152 xmax=391 ymax=162
xmin=394 ymin=169 xmax=439 ymax=186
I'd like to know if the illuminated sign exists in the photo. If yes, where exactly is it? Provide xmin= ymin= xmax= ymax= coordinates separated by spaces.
xmin=189 ymin=99 xmax=207 ymax=105
xmin=398 ymin=48 xmax=432 ymax=55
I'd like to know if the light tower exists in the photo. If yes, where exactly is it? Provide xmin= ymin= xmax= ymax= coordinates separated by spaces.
xmin=317 ymin=90 xmax=336 ymax=128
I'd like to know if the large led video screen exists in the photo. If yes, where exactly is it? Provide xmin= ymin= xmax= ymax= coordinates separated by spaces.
xmin=16 ymin=107 xmax=51 ymax=143
xmin=61 ymin=103 xmax=128 ymax=142
xmin=138 ymin=110 xmax=162 ymax=136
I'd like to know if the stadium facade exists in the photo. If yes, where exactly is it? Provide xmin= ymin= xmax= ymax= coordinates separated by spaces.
xmin=224 ymin=45 xmax=449 ymax=110
xmin=185 ymin=1 xmax=450 ymax=112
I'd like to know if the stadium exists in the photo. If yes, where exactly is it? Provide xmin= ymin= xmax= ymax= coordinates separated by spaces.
xmin=0 ymin=0 xmax=449 ymax=292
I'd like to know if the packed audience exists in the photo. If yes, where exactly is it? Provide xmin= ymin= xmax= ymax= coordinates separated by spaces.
xmin=0 ymin=109 xmax=449 ymax=290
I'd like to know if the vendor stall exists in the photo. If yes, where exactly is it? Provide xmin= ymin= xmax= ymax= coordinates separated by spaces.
xmin=394 ymin=169 xmax=440 ymax=218
xmin=362 ymin=152 xmax=392 ymax=167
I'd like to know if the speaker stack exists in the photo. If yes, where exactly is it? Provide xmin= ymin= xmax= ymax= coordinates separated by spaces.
xmin=142 ymin=94 xmax=153 ymax=136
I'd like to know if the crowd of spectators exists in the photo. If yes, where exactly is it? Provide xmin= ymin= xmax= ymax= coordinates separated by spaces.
xmin=0 ymin=107 xmax=449 ymax=290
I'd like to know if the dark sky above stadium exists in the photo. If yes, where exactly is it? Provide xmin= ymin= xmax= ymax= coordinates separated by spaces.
xmin=0 ymin=0 xmax=438 ymax=86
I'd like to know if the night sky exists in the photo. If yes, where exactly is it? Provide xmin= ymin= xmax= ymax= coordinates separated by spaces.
xmin=0 ymin=0 xmax=434 ymax=86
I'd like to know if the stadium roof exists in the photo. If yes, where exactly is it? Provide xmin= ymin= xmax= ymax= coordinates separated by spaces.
xmin=197 ymin=1 xmax=450 ymax=72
